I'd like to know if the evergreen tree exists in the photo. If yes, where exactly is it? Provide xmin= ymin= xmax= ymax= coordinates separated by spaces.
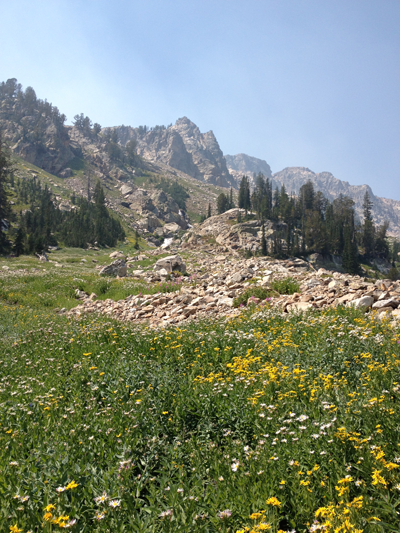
xmin=217 ymin=193 xmax=229 ymax=214
xmin=134 ymin=229 xmax=139 ymax=250
xmin=374 ymin=221 xmax=389 ymax=258
xmin=342 ymin=226 xmax=360 ymax=275
xmin=13 ymin=226 xmax=25 ymax=256
xmin=238 ymin=176 xmax=251 ymax=210
xmin=362 ymin=190 xmax=375 ymax=257
xmin=261 ymin=224 xmax=267 ymax=256
xmin=207 ymin=203 xmax=212 ymax=218
xmin=229 ymin=187 xmax=234 ymax=209
xmin=0 ymin=133 xmax=12 ymax=253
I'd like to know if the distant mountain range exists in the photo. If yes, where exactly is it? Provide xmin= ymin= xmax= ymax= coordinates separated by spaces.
xmin=223 ymin=155 xmax=400 ymax=238
xmin=1 ymin=78 xmax=399 ymax=236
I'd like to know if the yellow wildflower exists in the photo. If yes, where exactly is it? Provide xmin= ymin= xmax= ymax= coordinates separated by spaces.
xmin=44 ymin=504 xmax=55 ymax=512
xmin=265 ymin=497 xmax=281 ymax=507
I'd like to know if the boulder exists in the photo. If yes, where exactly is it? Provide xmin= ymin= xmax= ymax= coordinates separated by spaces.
xmin=218 ymin=296 xmax=234 ymax=307
xmin=120 ymin=184 xmax=134 ymax=196
xmin=372 ymin=298 xmax=399 ymax=309
xmin=75 ymin=289 xmax=88 ymax=299
xmin=287 ymin=301 xmax=313 ymax=312
xmin=99 ymin=259 xmax=127 ymax=277
xmin=153 ymin=255 xmax=186 ymax=274
xmin=163 ymin=222 xmax=181 ymax=234
xmin=328 ymin=280 xmax=343 ymax=290
xmin=109 ymin=251 xmax=125 ymax=259
xmin=346 ymin=296 xmax=374 ymax=310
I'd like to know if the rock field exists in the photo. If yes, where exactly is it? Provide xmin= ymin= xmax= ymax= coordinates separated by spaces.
xmin=67 ymin=251 xmax=400 ymax=327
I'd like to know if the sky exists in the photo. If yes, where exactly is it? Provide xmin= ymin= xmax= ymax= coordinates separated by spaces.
xmin=1 ymin=0 xmax=400 ymax=199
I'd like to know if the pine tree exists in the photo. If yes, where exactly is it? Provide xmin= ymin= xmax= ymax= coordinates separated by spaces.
xmin=342 ymin=226 xmax=360 ymax=274
xmin=229 ymin=187 xmax=234 ymax=209
xmin=0 ymin=133 xmax=12 ymax=253
xmin=13 ymin=226 xmax=25 ymax=256
xmin=362 ymin=190 xmax=374 ymax=257
xmin=217 ymin=193 xmax=229 ymax=214
xmin=238 ymin=176 xmax=251 ymax=210
xmin=134 ymin=229 xmax=139 ymax=250
xmin=261 ymin=224 xmax=267 ymax=256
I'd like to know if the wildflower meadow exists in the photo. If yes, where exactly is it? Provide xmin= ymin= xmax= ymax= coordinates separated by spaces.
xmin=1 ymin=303 xmax=400 ymax=532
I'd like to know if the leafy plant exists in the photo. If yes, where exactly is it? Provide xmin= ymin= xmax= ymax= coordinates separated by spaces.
xmin=270 ymin=276 xmax=300 ymax=295
xmin=233 ymin=286 xmax=271 ymax=307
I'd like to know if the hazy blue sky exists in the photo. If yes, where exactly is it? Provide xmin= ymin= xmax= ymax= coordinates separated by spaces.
xmin=1 ymin=0 xmax=399 ymax=199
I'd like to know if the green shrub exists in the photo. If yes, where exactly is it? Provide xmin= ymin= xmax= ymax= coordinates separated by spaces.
xmin=270 ymin=276 xmax=300 ymax=295
xmin=388 ymin=267 xmax=399 ymax=281
xmin=233 ymin=286 xmax=271 ymax=308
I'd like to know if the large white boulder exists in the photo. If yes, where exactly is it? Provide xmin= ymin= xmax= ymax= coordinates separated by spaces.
xmin=153 ymin=255 xmax=186 ymax=274
xmin=346 ymin=296 xmax=374 ymax=310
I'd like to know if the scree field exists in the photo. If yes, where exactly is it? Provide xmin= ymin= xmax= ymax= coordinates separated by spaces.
xmin=1 ymin=299 xmax=400 ymax=532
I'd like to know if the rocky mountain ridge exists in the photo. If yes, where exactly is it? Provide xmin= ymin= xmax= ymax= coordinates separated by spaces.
xmin=225 ymin=157 xmax=400 ymax=238
xmin=106 ymin=117 xmax=235 ymax=188
xmin=2 ymin=78 xmax=400 ymax=238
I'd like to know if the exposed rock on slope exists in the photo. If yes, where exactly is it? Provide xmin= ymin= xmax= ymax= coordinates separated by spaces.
xmin=182 ymin=208 xmax=287 ymax=254
xmin=226 ymin=152 xmax=400 ymax=238
xmin=225 ymin=153 xmax=272 ymax=186
xmin=111 ymin=118 xmax=235 ymax=188
xmin=272 ymin=167 xmax=400 ymax=237
xmin=66 ymin=249 xmax=400 ymax=328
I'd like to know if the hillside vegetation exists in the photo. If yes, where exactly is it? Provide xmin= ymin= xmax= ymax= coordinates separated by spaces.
xmin=1 ymin=300 xmax=400 ymax=532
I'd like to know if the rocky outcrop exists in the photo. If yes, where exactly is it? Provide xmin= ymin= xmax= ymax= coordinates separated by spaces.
xmin=272 ymin=167 xmax=400 ymax=237
xmin=182 ymin=208 xmax=287 ymax=254
xmin=153 ymin=255 xmax=186 ymax=274
xmin=111 ymin=118 xmax=235 ymax=188
xmin=225 ymin=153 xmax=272 ymax=187
xmin=99 ymin=259 xmax=127 ymax=277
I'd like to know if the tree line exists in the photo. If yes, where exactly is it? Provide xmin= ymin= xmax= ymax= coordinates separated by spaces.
xmin=216 ymin=174 xmax=395 ymax=274
xmin=0 ymin=136 xmax=125 ymax=255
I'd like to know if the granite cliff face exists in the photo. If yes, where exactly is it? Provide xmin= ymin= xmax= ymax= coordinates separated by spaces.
xmin=225 ymin=153 xmax=272 ymax=186
xmin=112 ymin=118 xmax=235 ymax=188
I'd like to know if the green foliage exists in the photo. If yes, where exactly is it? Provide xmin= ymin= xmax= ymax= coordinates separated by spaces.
xmin=270 ymin=276 xmax=300 ymax=294
xmin=156 ymin=178 xmax=190 ymax=210
xmin=388 ymin=267 xmax=399 ymax=281
xmin=0 ymin=133 xmax=12 ymax=253
xmin=0 ymin=269 xmax=183 ymax=312
xmin=217 ymin=189 xmax=234 ymax=215
xmin=233 ymin=286 xmax=271 ymax=307
xmin=1 ymin=306 xmax=399 ymax=530
xmin=238 ymin=175 xmax=251 ymax=210
xmin=13 ymin=178 xmax=125 ymax=251
xmin=65 ymin=156 xmax=85 ymax=171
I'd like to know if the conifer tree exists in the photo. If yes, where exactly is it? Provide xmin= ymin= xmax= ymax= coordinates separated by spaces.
xmin=0 ymin=133 xmax=12 ymax=253
xmin=238 ymin=176 xmax=251 ymax=210
xmin=13 ymin=226 xmax=25 ymax=256
xmin=261 ymin=224 xmax=267 ymax=256
xmin=362 ymin=190 xmax=375 ymax=257
xmin=342 ymin=226 xmax=360 ymax=274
